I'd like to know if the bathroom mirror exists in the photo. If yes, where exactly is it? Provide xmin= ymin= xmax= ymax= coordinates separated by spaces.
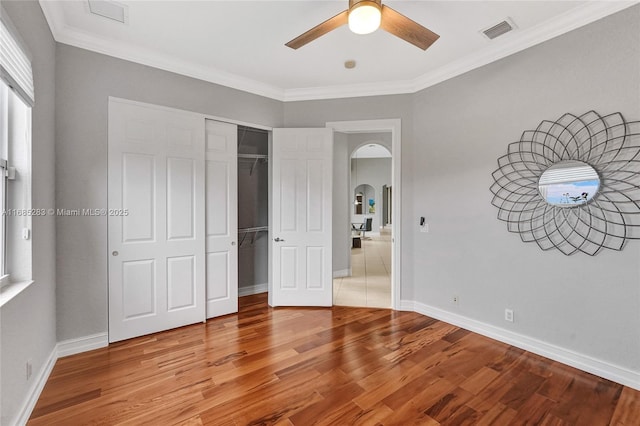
xmin=538 ymin=161 xmax=600 ymax=207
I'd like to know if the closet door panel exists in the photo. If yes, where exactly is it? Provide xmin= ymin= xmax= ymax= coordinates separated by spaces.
xmin=205 ymin=120 xmax=238 ymax=318
xmin=207 ymin=252 xmax=230 ymax=300
xmin=108 ymin=99 xmax=205 ymax=343
xmin=206 ymin=160 xmax=230 ymax=236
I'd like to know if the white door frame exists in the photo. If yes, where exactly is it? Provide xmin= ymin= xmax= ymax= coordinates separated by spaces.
xmin=326 ymin=119 xmax=401 ymax=310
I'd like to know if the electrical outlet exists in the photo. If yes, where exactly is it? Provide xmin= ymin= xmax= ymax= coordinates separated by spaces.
xmin=26 ymin=360 xmax=33 ymax=380
xmin=452 ymin=295 xmax=459 ymax=305
xmin=505 ymin=308 xmax=514 ymax=322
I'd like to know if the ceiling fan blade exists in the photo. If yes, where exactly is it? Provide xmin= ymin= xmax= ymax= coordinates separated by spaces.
xmin=286 ymin=10 xmax=349 ymax=49
xmin=380 ymin=5 xmax=439 ymax=50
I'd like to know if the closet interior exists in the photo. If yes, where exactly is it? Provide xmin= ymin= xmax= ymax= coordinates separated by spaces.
xmin=237 ymin=125 xmax=269 ymax=295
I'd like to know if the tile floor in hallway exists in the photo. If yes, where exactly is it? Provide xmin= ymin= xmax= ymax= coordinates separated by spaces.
xmin=333 ymin=229 xmax=392 ymax=308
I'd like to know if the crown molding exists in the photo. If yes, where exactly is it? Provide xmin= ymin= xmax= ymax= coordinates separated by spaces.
xmin=40 ymin=0 xmax=638 ymax=103
xmin=38 ymin=0 xmax=285 ymax=101
xmin=411 ymin=0 xmax=640 ymax=94
xmin=283 ymin=78 xmax=416 ymax=102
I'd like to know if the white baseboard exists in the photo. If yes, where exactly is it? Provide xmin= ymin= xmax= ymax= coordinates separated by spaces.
xmin=238 ymin=283 xmax=268 ymax=297
xmin=412 ymin=301 xmax=640 ymax=391
xmin=14 ymin=333 xmax=109 ymax=424
xmin=399 ymin=299 xmax=415 ymax=311
xmin=57 ymin=332 xmax=109 ymax=358
xmin=12 ymin=345 xmax=57 ymax=426
xmin=333 ymin=268 xmax=351 ymax=278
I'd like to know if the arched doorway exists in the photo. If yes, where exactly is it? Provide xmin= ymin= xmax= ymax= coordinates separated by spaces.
xmin=334 ymin=140 xmax=392 ymax=308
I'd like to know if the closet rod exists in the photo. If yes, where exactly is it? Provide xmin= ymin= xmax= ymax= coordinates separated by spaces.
xmin=238 ymin=154 xmax=268 ymax=159
xmin=238 ymin=226 xmax=268 ymax=234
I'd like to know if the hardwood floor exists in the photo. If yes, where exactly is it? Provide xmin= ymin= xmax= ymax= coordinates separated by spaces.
xmin=30 ymin=294 xmax=639 ymax=425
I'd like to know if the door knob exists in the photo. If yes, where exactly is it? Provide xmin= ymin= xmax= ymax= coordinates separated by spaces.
xmin=231 ymin=241 xmax=236 ymax=246
xmin=112 ymin=251 xmax=119 ymax=256
xmin=274 ymin=237 xmax=285 ymax=242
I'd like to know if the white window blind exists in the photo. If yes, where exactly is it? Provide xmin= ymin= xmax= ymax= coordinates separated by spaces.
xmin=0 ymin=17 xmax=34 ymax=106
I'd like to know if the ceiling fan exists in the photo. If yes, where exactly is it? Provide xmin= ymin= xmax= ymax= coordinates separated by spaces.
xmin=285 ymin=0 xmax=440 ymax=50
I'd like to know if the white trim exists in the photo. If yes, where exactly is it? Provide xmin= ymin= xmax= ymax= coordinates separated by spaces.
xmin=326 ymin=119 xmax=401 ymax=311
xmin=284 ymin=79 xmax=416 ymax=102
xmin=0 ymin=273 xmax=10 ymax=288
xmin=333 ymin=268 xmax=350 ymax=278
xmin=238 ymin=283 xmax=268 ymax=297
xmin=399 ymin=299 xmax=415 ymax=312
xmin=0 ymin=279 xmax=33 ymax=308
xmin=12 ymin=345 xmax=57 ymax=426
xmin=40 ymin=1 xmax=638 ymax=102
xmin=39 ymin=1 xmax=284 ymax=101
xmin=410 ymin=1 xmax=639 ymax=98
xmin=412 ymin=301 xmax=640 ymax=391
xmin=56 ymin=332 xmax=109 ymax=358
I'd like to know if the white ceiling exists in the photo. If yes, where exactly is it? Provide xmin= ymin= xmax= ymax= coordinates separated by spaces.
xmin=39 ymin=0 xmax=636 ymax=101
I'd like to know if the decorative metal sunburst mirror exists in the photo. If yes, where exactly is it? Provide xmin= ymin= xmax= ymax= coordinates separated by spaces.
xmin=490 ymin=111 xmax=640 ymax=255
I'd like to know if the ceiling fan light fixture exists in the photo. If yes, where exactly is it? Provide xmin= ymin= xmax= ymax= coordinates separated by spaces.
xmin=348 ymin=0 xmax=382 ymax=35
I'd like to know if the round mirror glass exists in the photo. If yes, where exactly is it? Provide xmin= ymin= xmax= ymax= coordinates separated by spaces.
xmin=538 ymin=161 xmax=600 ymax=207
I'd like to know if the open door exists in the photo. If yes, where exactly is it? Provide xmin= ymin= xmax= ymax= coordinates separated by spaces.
xmin=271 ymin=128 xmax=333 ymax=306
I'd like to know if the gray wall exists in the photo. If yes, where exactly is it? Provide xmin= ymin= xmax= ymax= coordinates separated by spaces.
xmin=332 ymin=132 xmax=350 ymax=275
xmin=286 ymin=6 xmax=640 ymax=373
xmin=1 ymin=1 xmax=57 ymax=424
xmin=55 ymin=44 xmax=284 ymax=341
xmin=410 ymin=6 xmax=640 ymax=371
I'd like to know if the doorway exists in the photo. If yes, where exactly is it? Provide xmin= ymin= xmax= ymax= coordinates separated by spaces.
xmin=337 ymin=142 xmax=392 ymax=308
xmin=326 ymin=119 xmax=402 ymax=310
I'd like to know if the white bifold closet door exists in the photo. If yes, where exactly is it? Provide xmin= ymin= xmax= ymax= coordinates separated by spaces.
xmin=205 ymin=119 xmax=238 ymax=318
xmin=108 ymin=99 xmax=332 ymax=342
xmin=108 ymin=99 xmax=206 ymax=343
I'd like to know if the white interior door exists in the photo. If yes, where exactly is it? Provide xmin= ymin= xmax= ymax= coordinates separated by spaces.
xmin=271 ymin=128 xmax=333 ymax=306
xmin=205 ymin=119 xmax=238 ymax=318
xmin=108 ymin=99 xmax=205 ymax=343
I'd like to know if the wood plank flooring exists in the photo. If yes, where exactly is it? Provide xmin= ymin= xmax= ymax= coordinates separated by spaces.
xmin=29 ymin=294 xmax=640 ymax=425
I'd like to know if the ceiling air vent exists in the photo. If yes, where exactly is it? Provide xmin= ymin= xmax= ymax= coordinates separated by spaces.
xmin=87 ymin=0 xmax=128 ymax=24
xmin=481 ymin=18 xmax=516 ymax=40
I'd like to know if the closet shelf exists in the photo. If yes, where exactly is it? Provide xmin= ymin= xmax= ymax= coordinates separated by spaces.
xmin=238 ymin=226 xmax=268 ymax=247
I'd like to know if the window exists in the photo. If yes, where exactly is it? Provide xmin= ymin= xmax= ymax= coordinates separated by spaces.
xmin=0 ymin=14 xmax=34 ymax=296
xmin=1 ymin=82 xmax=8 ymax=281
xmin=0 ymin=81 xmax=31 ymax=288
